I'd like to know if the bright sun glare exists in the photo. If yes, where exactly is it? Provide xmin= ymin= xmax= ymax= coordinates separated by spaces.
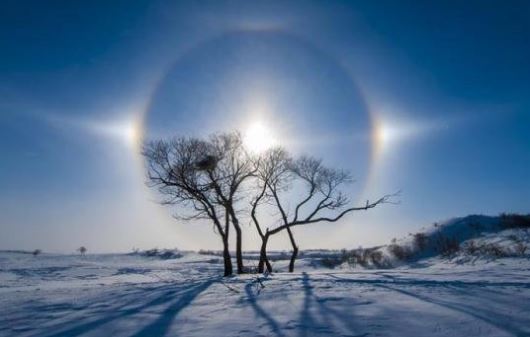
xmin=243 ymin=121 xmax=276 ymax=153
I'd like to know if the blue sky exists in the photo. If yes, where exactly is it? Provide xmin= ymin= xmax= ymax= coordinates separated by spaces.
xmin=1 ymin=1 xmax=529 ymax=252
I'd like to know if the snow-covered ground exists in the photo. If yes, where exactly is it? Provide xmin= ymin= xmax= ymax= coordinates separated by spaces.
xmin=1 ymin=251 xmax=529 ymax=337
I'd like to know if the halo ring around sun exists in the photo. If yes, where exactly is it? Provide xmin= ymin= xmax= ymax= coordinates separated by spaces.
xmin=135 ymin=29 xmax=377 ymax=246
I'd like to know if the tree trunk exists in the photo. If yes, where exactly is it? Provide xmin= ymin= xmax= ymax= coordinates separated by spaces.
xmin=222 ymin=236 xmax=233 ymax=276
xmin=288 ymin=246 xmax=299 ymax=273
xmin=224 ymin=205 xmax=244 ymax=274
xmin=231 ymin=215 xmax=245 ymax=274
xmin=286 ymin=227 xmax=298 ymax=273
xmin=258 ymin=232 xmax=272 ymax=273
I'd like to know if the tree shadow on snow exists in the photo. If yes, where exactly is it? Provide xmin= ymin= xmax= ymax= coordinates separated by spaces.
xmin=326 ymin=273 xmax=530 ymax=337
xmin=33 ymin=276 xmax=218 ymax=337
xmin=325 ymin=273 xmax=530 ymax=289
xmin=244 ymin=273 xmax=369 ymax=337
xmin=375 ymin=283 xmax=530 ymax=337
xmin=130 ymin=279 xmax=215 ymax=337
xmin=298 ymin=272 xmax=368 ymax=337
xmin=245 ymin=282 xmax=287 ymax=337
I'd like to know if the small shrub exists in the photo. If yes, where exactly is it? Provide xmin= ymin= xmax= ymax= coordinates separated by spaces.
xmin=413 ymin=233 xmax=428 ymax=252
xmin=321 ymin=249 xmax=371 ymax=269
xmin=343 ymin=250 xmax=359 ymax=267
xmin=140 ymin=248 xmax=182 ymax=259
xmin=388 ymin=243 xmax=413 ymax=261
xmin=433 ymin=232 xmax=459 ymax=257
xmin=463 ymin=241 xmax=523 ymax=259
xmin=198 ymin=249 xmax=217 ymax=256
xmin=343 ymin=249 xmax=367 ymax=267
xmin=144 ymin=248 xmax=159 ymax=257
xmin=321 ymin=256 xmax=343 ymax=269
xmin=368 ymin=250 xmax=390 ymax=268
xmin=480 ymin=243 xmax=508 ymax=258
xmin=463 ymin=240 xmax=479 ymax=255
xmin=359 ymin=249 xmax=371 ymax=267
xmin=159 ymin=250 xmax=183 ymax=259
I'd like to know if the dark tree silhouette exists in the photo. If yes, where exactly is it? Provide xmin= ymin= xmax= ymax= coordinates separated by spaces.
xmin=144 ymin=130 xmax=392 ymax=276
xmin=78 ymin=246 xmax=87 ymax=256
xmin=250 ymin=148 xmax=290 ymax=272
xmin=253 ymin=147 xmax=396 ymax=273
xmin=143 ymin=132 xmax=256 ymax=275
xmin=203 ymin=133 xmax=258 ymax=274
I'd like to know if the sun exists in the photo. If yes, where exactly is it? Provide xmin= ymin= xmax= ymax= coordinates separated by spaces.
xmin=243 ymin=121 xmax=276 ymax=153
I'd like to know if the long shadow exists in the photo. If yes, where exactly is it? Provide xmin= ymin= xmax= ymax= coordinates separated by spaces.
xmin=35 ymin=277 xmax=218 ymax=337
xmin=376 ymin=283 xmax=530 ymax=337
xmin=245 ymin=282 xmax=287 ymax=337
xmin=299 ymin=272 xmax=368 ymax=337
xmin=130 ymin=279 xmax=216 ymax=337
xmin=29 ymin=281 xmax=179 ymax=314
xmin=326 ymin=273 xmax=530 ymax=335
xmin=298 ymin=273 xmax=312 ymax=337
xmin=325 ymin=273 xmax=530 ymax=288
xmin=444 ymin=283 xmax=530 ymax=309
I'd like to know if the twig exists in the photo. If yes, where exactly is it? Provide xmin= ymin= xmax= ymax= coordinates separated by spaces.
xmin=220 ymin=281 xmax=240 ymax=294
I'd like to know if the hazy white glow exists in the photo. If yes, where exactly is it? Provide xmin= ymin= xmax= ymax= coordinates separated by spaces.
xmin=373 ymin=115 xmax=444 ymax=161
xmin=44 ymin=110 xmax=144 ymax=149
xmin=87 ymin=117 xmax=142 ymax=149
xmin=117 ymin=119 xmax=142 ymax=148
xmin=243 ymin=121 xmax=276 ymax=153
xmin=375 ymin=122 xmax=402 ymax=153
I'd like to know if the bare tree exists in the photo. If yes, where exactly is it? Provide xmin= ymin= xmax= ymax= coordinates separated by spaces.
xmin=144 ymin=131 xmax=393 ymax=275
xmin=254 ymin=147 xmax=396 ymax=273
xmin=202 ymin=132 xmax=258 ymax=273
xmin=143 ymin=132 xmax=256 ymax=275
xmin=249 ymin=148 xmax=290 ymax=273
xmin=78 ymin=246 xmax=87 ymax=256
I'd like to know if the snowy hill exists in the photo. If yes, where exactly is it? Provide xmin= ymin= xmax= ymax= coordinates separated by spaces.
xmin=386 ymin=213 xmax=530 ymax=262
xmin=312 ymin=214 xmax=530 ymax=270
